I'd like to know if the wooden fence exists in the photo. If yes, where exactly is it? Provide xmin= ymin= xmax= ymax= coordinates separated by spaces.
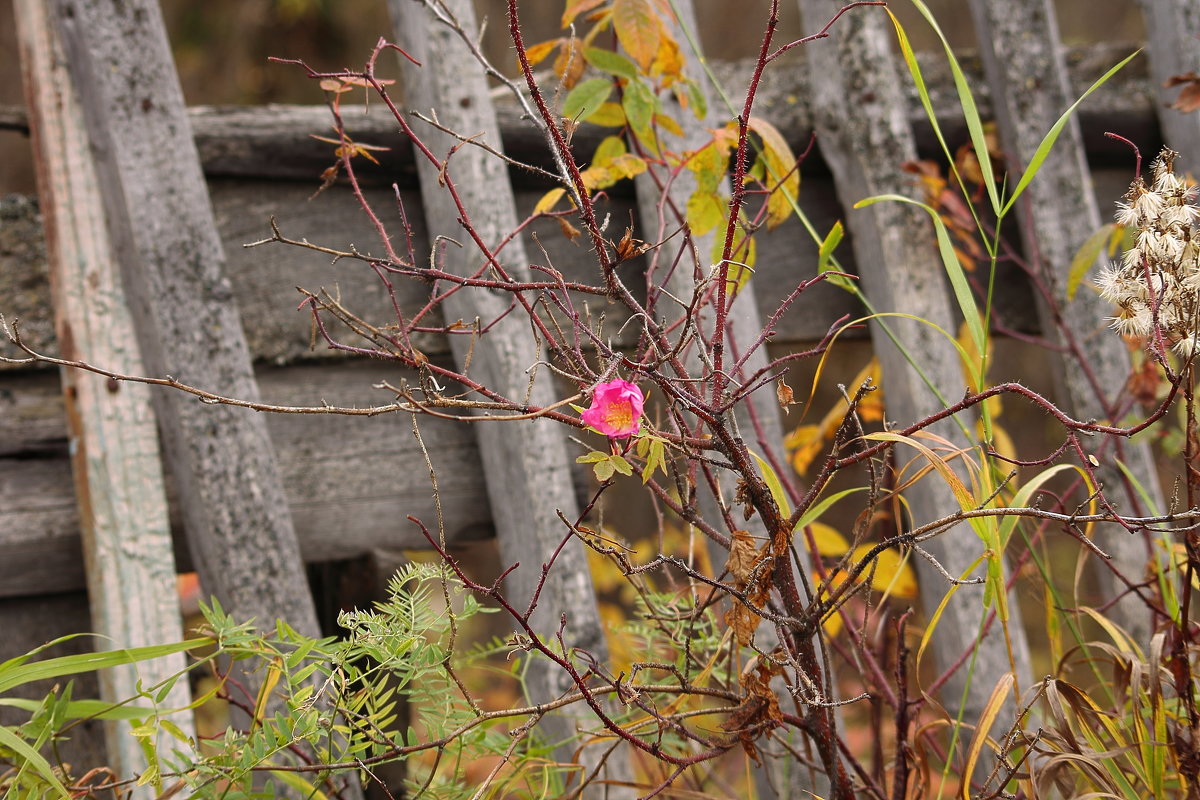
xmin=2 ymin=0 xmax=1197 ymax=794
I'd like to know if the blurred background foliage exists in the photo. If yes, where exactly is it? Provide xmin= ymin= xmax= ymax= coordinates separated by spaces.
xmin=0 ymin=0 xmax=1145 ymax=195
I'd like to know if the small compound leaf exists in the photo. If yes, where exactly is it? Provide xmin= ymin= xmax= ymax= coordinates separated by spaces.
xmin=686 ymin=190 xmax=726 ymax=236
xmin=594 ymin=134 xmax=628 ymax=164
xmin=563 ymin=77 xmax=614 ymax=122
xmin=622 ymin=78 xmax=656 ymax=140
xmin=562 ymin=0 xmax=607 ymax=27
xmin=584 ymin=46 xmax=640 ymax=80
xmin=587 ymin=102 xmax=627 ymax=127
xmin=612 ymin=0 xmax=661 ymax=71
xmin=609 ymin=454 xmax=633 ymax=476
xmin=553 ymin=37 xmax=587 ymax=88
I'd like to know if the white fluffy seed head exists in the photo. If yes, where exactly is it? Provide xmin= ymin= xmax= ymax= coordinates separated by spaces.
xmin=1103 ymin=147 xmax=1200 ymax=354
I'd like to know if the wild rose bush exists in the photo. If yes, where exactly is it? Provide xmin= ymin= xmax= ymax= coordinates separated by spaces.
xmin=6 ymin=1 xmax=1200 ymax=799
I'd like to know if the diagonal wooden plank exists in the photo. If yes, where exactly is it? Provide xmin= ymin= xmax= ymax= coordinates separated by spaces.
xmin=1137 ymin=0 xmax=1200 ymax=159
xmin=13 ymin=0 xmax=191 ymax=780
xmin=44 ymin=0 xmax=321 ymax=642
xmin=794 ymin=0 xmax=1032 ymax=729
xmin=387 ymin=1 xmax=632 ymax=794
xmin=627 ymin=4 xmax=824 ymax=794
xmin=970 ymin=0 xmax=1166 ymax=648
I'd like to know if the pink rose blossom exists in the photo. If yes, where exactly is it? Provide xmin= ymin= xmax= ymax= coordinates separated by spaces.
xmin=581 ymin=379 xmax=644 ymax=438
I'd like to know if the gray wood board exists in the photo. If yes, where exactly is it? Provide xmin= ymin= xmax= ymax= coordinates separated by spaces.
xmin=0 ymin=359 xmax=493 ymax=598
xmin=10 ymin=173 xmax=1015 ymax=372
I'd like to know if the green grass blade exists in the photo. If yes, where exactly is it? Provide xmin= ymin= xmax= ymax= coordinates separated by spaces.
xmin=0 ymin=723 xmax=71 ymax=798
xmin=1000 ymin=50 xmax=1141 ymax=217
xmin=904 ymin=1 xmax=1001 ymax=216
xmin=795 ymin=487 xmax=867 ymax=531
xmin=0 ymin=639 xmax=208 ymax=694
xmin=855 ymin=194 xmax=986 ymax=387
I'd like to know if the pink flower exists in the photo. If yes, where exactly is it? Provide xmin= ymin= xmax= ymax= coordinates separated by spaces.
xmin=581 ymin=379 xmax=644 ymax=438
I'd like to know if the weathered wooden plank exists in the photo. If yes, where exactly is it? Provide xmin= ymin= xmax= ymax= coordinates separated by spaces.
xmin=1137 ymin=0 xmax=1200 ymax=159
xmin=1 ymin=176 xmax=865 ymax=372
xmin=628 ymin=6 xmax=809 ymax=794
xmin=0 ymin=360 xmax=494 ymax=597
xmin=15 ymin=0 xmax=191 ymax=778
xmin=795 ymin=0 xmax=1032 ymax=726
xmin=969 ymin=0 xmax=1164 ymax=647
xmin=388 ymin=0 xmax=630 ymax=791
xmin=0 ymin=38 xmax=1152 ymax=178
xmin=49 ymin=0 xmax=321 ymax=640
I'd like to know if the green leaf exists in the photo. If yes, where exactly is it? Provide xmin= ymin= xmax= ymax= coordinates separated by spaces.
xmin=622 ymin=78 xmax=655 ymax=141
xmin=901 ymin=2 xmax=1001 ymax=216
xmin=751 ymin=451 xmax=791 ymax=518
xmin=584 ymin=46 xmax=639 ymax=80
xmin=794 ymin=487 xmax=867 ymax=531
xmin=855 ymin=194 xmax=985 ymax=387
xmin=563 ymin=77 xmax=613 ymax=122
xmin=1000 ymin=49 xmax=1141 ymax=217
xmin=684 ymin=78 xmax=708 ymax=121
xmin=816 ymin=220 xmax=853 ymax=291
xmin=594 ymin=134 xmax=627 ymax=164
xmin=1066 ymin=223 xmax=1115 ymax=300
xmin=0 ymin=697 xmax=154 ymax=721
xmin=0 ymin=724 xmax=70 ymax=798
xmin=643 ymin=438 xmax=667 ymax=483
xmin=686 ymin=190 xmax=726 ymax=236
xmin=0 ymin=639 xmax=207 ymax=695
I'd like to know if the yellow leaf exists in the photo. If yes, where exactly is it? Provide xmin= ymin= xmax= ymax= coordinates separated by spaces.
xmin=612 ymin=0 xmax=661 ymax=71
xmin=657 ymin=112 xmax=684 ymax=138
xmin=651 ymin=27 xmax=685 ymax=82
xmin=553 ymin=37 xmax=586 ymax=88
xmin=821 ymin=609 xmax=843 ymax=638
xmin=524 ymin=38 xmax=560 ymax=70
xmin=813 ymin=570 xmax=846 ymax=637
xmin=588 ymin=102 xmax=627 ymax=127
xmin=850 ymin=545 xmax=918 ymax=599
xmin=534 ymin=187 xmax=567 ymax=215
xmin=805 ymin=521 xmax=850 ymax=557
xmin=746 ymin=116 xmax=799 ymax=230
xmin=593 ymin=134 xmax=627 ymax=163
xmin=784 ymin=423 xmax=824 ymax=476
xmin=563 ymin=0 xmax=608 ymax=27
xmin=962 ymin=673 xmax=1015 ymax=799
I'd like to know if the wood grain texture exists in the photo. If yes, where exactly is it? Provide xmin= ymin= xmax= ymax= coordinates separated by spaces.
xmin=969 ymin=0 xmax=1163 ymax=647
xmin=15 ymin=0 xmax=191 ymax=776
xmin=0 ymin=360 xmax=494 ymax=597
xmin=1137 ymin=0 xmax=1200 ymax=160
xmin=387 ymin=0 xmax=629 ymax=790
xmin=795 ymin=0 xmax=1031 ymax=726
xmin=48 ymin=0 xmax=320 ymax=639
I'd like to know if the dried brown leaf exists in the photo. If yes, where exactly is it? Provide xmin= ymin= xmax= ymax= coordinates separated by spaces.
xmin=1166 ymin=72 xmax=1200 ymax=113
